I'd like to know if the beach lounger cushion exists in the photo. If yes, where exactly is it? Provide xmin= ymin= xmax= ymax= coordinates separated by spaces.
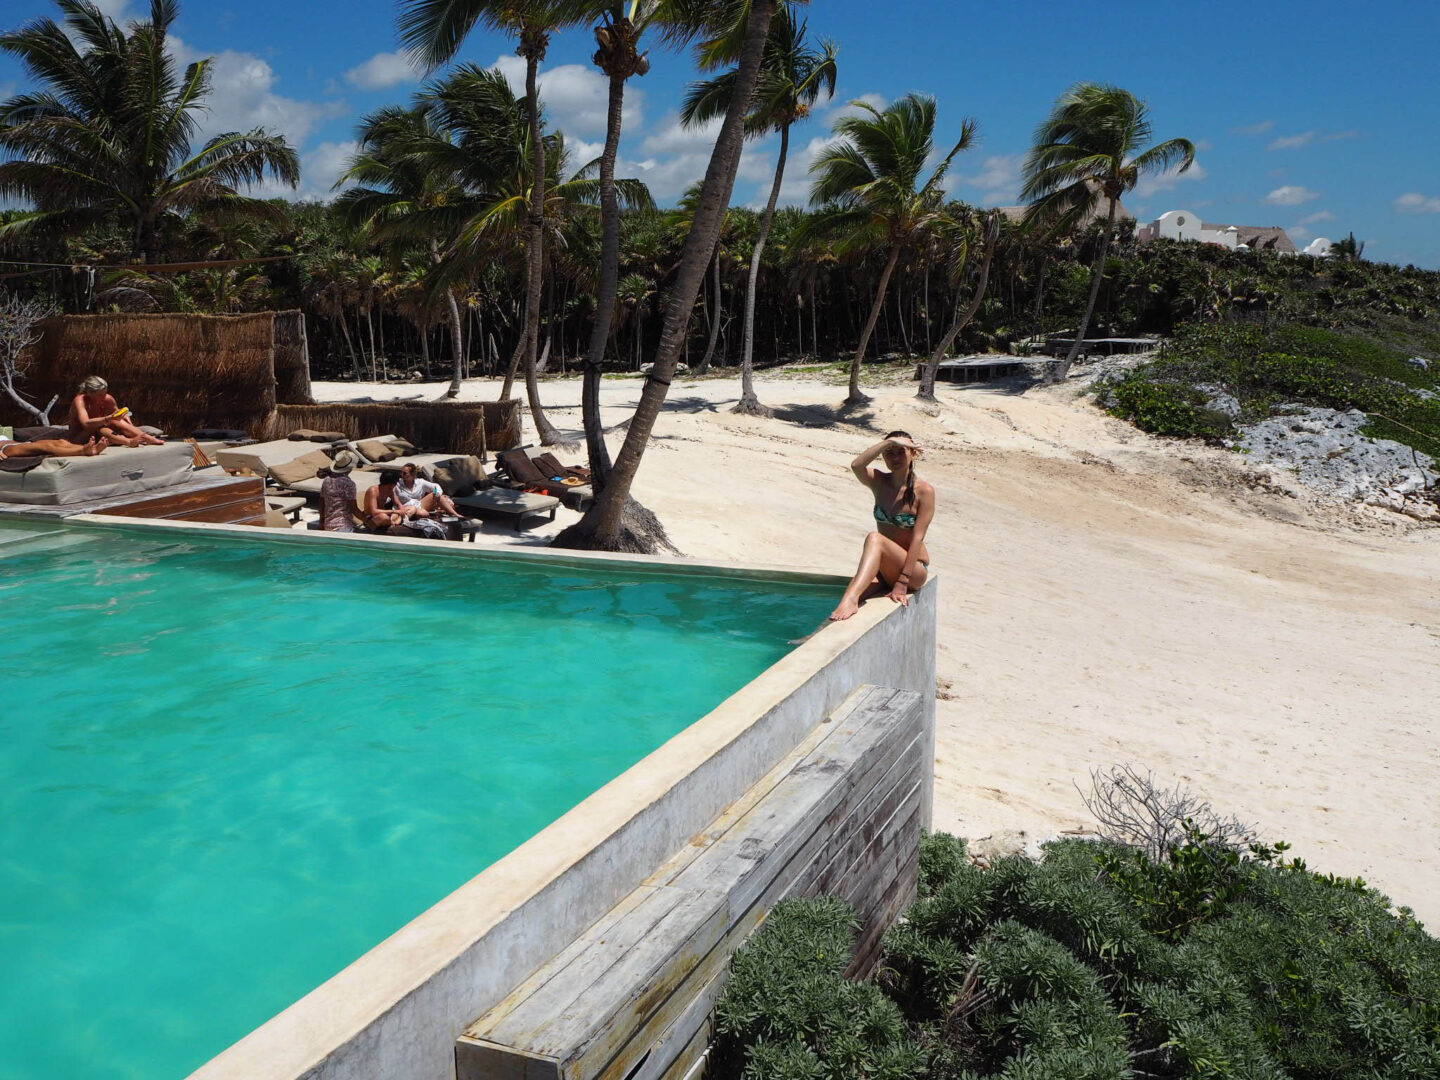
xmin=192 ymin=428 xmax=250 ymax=441
xmin=0 ymin=442 xmax=194 ymax=505
xmin=430 ymin=455 xmax=489 ymax=496
xmin=268 ymin=449 xmax=334 ymax=486
xmin=12 ymin=425 xmax=69 ymax=443
xmin=385 ymin=437 xmax=417 ymax=453
xmin=355 ymin=438 xmax=398 ymax=463
xmin=497 ymin=448 xmax=549 ymax=486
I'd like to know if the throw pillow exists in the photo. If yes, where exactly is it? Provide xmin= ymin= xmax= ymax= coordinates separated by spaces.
xmin=287 ymin=428 xmax=321 ymax=441
xmin=268 ymin=448 xmax=334 ymax=486
xmin=356 ymin=438 xmax=397 ymax=463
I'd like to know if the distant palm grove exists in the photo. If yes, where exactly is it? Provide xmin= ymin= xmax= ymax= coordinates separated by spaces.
xmin=3 ymin=0 xmax=1439 ymax=540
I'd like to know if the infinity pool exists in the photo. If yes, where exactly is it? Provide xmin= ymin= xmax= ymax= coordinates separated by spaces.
xmin=0 ymin=522 xmax=835 ymax=1080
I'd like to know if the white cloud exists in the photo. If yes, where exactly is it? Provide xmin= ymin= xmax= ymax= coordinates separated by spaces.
xmin=344 ymin=51 xmax=419 ymax=91
xmin=641 ymin=113 xmax=724 ymax=156
xmin=257 ymin=140 xmax=361 ymax=201
xmin=1268 ymin=130 xmax=1317 ymax=150
xmin=1233 ymin=119 xmax=1274 ymax=136
xmin=89 ymin=0 xmax=133 ymax=19
xmin=490 ymin=54 xmax=642 ymax=139
xmin=774 ymin=134 xmax=839 ymax=205
xmin=1299 ymin=209 xmax=1336 ymax=225
xmin=625 ymin=141 xmax=774 ymax=204
xmin=1268 ymin=129 xmax=1359 ymax=151
xmin=1133 ymin=161 xmax=1208 ymax=198
xmin=170 ymin=37 xmax=347 ymax=150
xmin=1265 ymin=185 xmax=1319 ymax=206
xmin=1289 ymin=224 xmax=1311 ymax=241
xmin=1394 ymin=192 xmax=1440 ymax=214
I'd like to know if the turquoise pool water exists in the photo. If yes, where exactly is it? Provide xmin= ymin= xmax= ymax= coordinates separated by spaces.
xmin=0 ymin=522 xmax=836 ymax=1080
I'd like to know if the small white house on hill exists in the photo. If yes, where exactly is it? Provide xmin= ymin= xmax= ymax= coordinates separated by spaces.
xmin=1136 ymin=211 xmax=1300 ymax=254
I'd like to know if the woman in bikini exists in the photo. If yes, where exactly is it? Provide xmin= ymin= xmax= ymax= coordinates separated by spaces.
xmin=829 ymin=430 xmax=933 ymax=621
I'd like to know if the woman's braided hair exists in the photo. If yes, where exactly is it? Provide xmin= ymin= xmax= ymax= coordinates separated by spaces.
xmin=885 ymin=430 xmax=918 ymax=511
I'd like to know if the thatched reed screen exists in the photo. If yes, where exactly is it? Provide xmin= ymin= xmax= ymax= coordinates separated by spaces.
xmin=272 ymin=310 xmax=313 ymax=404
xmin=268 ymin=399 xmax=522 ymax=457
xmin=4 ymin=312 xmax=276 ymax=435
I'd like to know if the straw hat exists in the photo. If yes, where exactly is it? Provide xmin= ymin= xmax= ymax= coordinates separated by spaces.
xmin=330 ymin=449 xmax=360 ymax=475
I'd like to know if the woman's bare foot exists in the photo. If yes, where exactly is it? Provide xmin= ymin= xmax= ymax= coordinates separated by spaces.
xmin=141 ymin=434 xmax=165 ymax=445
xmin=828 ymin=597 xmax=861 ymax=621
xmin=82 ymin=438 xmax=103 ymax=456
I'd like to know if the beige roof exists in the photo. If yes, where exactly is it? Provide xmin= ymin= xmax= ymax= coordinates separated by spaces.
xmin=1202 ymin=222 xmax=1297 ymax=253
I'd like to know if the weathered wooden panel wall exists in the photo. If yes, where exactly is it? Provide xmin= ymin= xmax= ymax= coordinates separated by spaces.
xmin=456 ymin=685 xmax=925 ymax=1080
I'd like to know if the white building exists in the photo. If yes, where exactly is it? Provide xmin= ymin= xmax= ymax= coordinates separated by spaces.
xmin=1136 ymin=210 xmax=1298 ymax=253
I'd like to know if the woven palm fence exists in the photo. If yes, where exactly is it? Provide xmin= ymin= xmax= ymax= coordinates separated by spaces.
xmin=5 ymin=312 xmax=277 ymax=434
xmin=267 ymin=399 xmax=522 ymax=457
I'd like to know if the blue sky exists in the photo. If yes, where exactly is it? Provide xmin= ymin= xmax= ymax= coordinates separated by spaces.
xmin=3 ymin=0 xmax=1439 ymax=266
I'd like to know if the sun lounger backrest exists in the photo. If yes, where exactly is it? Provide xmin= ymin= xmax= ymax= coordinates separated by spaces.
xmin=498 ymin=448 xmax=547 ymax=485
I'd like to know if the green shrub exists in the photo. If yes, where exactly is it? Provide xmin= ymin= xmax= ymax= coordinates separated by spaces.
xmin=710 ymin=896 xmax=927 ymax=1080
xmin=1102 ymin=322 xmax=1440 ymax=458
xmin=717 ymin=830 xmax=1440 ymax=1080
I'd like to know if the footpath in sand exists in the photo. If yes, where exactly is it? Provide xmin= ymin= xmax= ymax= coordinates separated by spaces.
xmin=316 ymin=371 xmax=1440 ymax=926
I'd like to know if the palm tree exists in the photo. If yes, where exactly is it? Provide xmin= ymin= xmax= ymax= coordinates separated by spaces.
xmin=1021 ymin=82 xmax=1194 ymax=382
xmin=401 ymin=0 xmax=587 ymax=444
xmin=556 ymin=0 xmax=780 ymax=550
xmin=809 ymin=93 xmax=976 ymax=406
xmin=917 ymin=208 xmax=1000 ymax=400
xmin=335 ymin=103 xmax=471 ymax=396
xmin=1331 ymin=232 xmax=1365 ymax=262
xmin=0 ymin=0 xmax=298 ymax=264
xmin=680 ymin=8 xmax=836 ymax=415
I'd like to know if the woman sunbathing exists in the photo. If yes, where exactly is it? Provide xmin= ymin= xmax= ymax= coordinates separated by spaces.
xmin=0 ymin=434 xmax=110 ymax=460
xmin=67 ymin=375 xmax=163 ymax=446
xmin=829 ymin=431 xmax=934 ymax=621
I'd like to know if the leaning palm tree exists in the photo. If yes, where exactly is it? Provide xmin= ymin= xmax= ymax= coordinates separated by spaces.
xmin=401 ymin=0 xmax=587 ymax=444
xmin=916 ymin=207 xmax=1000 ymax=400
xmin=0 ymin=0 xmax=298 ymax=264
xmin=1021 ymin=82 xmax=1194 ymax=382
xmin=681 ymin=8 xmax=837 ymax=415
xmin=555 ymin=0 xmax=780 ymax=551
xmin=809 ymin=93 xmax=976 ymax=406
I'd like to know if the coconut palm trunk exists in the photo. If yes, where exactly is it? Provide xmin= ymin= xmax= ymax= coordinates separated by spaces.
xmin=919 ymin=212 xmax=1000 ymax=400
xmin=558 ymin=0 xmax=779 ymax=550
xmin=697 ymin=252 xmax=722 ymax=373
xmin=1053 ymin=197 xmax=1117 ymax=383
xmin=735 ymin=123 xmax=790 ymax=416
xmin=580 ymin=43 xmax=631 ymax=490
xmin=847 ymin=243 xmax=900 ymax=405
xmin=521 ymin=40 xmax=560 ymax=444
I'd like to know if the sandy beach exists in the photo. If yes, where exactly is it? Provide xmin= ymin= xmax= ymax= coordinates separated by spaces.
xmin=315 ymin=369 xmax=1440 ymax=926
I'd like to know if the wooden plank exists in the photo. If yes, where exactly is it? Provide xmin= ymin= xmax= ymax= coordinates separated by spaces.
xmin=469 ymin=887 xmax=665 ymax=1039
xmin=458 ymin=687 xmax=928 ymax=1080
xmin=92 ymin=477 xmax=263 ymax=519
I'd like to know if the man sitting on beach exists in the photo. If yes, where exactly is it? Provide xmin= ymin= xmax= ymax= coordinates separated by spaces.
xmin=319 ymin=450 xmax=361 ymax=532
xmin=68 ymin=375 xmax=164 ymax=446
xmin=392 ymin=461 xmax=460 ymax=520
xmin=0 ymin=433 xmax=110 ymax=460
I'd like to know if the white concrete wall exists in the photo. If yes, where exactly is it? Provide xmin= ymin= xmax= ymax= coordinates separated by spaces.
xmin=1156 ymin=209 xmax=1204 ymax=242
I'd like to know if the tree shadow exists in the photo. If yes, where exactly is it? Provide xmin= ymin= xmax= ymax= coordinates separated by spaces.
xmin=773 ymin=400 xmax=883 ymax=432
xmin=662 ymin=395 xmax=725 ymax=414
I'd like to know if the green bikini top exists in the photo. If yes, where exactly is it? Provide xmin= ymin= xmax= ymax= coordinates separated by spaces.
xmin=873 ymin=503 xmax=917 ymax=529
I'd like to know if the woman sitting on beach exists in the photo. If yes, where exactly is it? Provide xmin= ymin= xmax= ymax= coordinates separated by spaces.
xmin=68 ymin=375 xmax=164 ymax=446
xmin=829 ymin=431 xmax=934 ymax=621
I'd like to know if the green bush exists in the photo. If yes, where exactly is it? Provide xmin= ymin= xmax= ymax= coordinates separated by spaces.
xmin=1101 ymin=322 xmax=1440 ymax=458
xmin=715 ymin=832 xmax=1440 ymax=1080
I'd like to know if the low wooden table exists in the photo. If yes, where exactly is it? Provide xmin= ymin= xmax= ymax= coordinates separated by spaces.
xmin=453 ymin=489 xmax=560 ymax=532
xmin=265 ymin=495 xmax=306 ymax=523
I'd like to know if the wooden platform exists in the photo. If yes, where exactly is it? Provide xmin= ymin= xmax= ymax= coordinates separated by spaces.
xmin=0 ymin=470 xmax=266 ymax=526
xmin=457 ymin=685 xmax=925 ymax=1080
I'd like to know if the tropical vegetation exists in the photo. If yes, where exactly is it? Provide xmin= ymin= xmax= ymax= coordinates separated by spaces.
xmin=3 ymin=0 xmax=1439 ymax=548
xmin=711 ymin=827 xmax=1440 ymax=1080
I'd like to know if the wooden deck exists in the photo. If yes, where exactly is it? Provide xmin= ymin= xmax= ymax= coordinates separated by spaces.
xmin=456 ymin=685 xmax=926 ymax=1080
xmin=0 ymin=470 xmax=265 ymax=526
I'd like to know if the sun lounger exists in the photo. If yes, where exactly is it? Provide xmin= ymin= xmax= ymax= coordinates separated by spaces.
xmin=0 ymin=442 xmax=195 ymax=505
xmin=493 ymin=447 xmax=594 ymax=511
xmin=453 ymin=489 xmax=560 ymax=531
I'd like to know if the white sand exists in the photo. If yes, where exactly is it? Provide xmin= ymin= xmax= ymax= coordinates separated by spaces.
xmin=314 ymin=371 xmax=1440 ymax=925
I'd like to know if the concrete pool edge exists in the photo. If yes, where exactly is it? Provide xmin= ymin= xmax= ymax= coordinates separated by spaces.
xmin=59 ymin=516 xmax=936 ymax=1080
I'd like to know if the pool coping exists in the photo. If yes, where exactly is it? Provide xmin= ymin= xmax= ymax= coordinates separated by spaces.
xmin=57 ymin=515 xmax=937 ymax=1080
